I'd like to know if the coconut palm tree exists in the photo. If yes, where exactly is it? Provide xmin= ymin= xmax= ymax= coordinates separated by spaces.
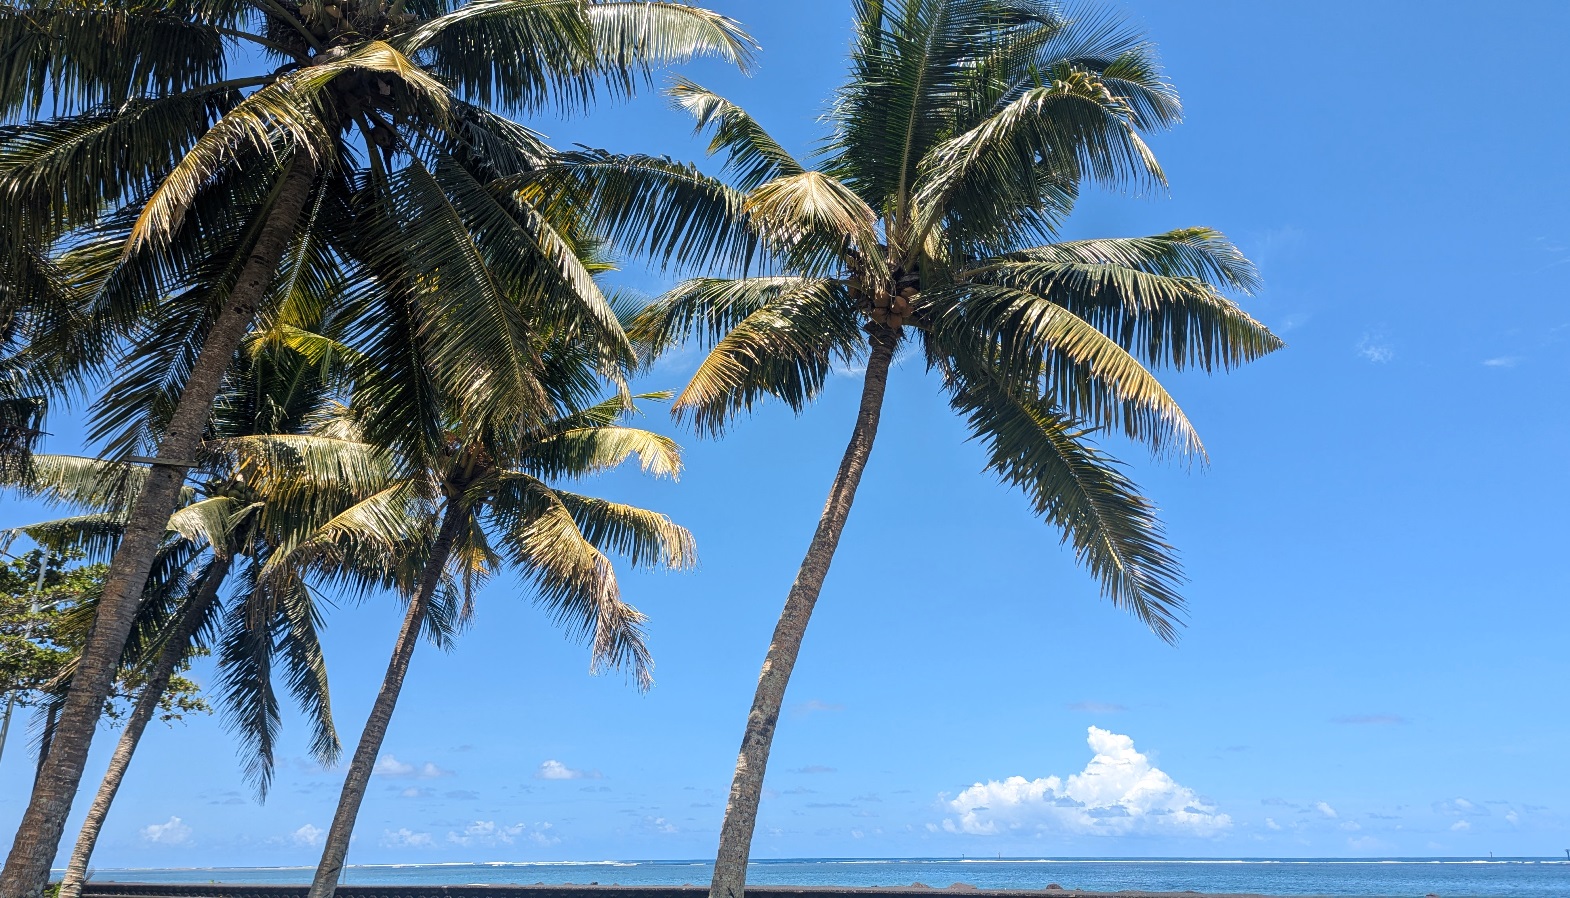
xmin=3 ymin=328 xmax=386 ymax=897
xmin=534 ymin=2 xmax=1283 ymax=895
xmin=0 ymin=1 xmax=752 ymax=889
xmin=265 ymin=374 xmax=694 ymax=895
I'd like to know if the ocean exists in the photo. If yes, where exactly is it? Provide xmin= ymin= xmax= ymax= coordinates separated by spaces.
xmin=84 ymin=857 xmax=1570 ymax=898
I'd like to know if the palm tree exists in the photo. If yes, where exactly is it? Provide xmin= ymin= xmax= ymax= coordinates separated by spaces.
xmin=273 ymin=380 xmax=695 ymax=895
xmin=3 ymin=329 xmax=379 ymax=897
xmin=535 ymin=3 xmax=1283 ymax=895
xmin=0 ymin=1 xmax=752 ymax=890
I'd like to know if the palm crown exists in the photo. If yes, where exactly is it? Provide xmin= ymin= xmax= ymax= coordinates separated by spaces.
xmin=550 ymin=0 xmax=1282 ymax=638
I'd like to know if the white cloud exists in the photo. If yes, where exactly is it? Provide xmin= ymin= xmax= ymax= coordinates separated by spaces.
xmin=381 ymin=828 xmax=434 ymax=848
xmin=1265 ymin=818 xmax=1281 ymax=831
xmin=940 ymin=727 xmax=1230 ymax=838
xmin=1482 ymin=356 xmax=1520 ymax=368
xmin=1435 ymin=797 xmax=1488 ymax=817
xmin=373 ymin=755 xmax=452 ymax=779
xmin=446 ymin=820 xmax=558 ymax=847
xmin=644 ymin=816 xmax=678 ymax=834
xmin=535 ymin=759 xmax=600 ymax=780
xmin=1451 ymin=820 xmax=1471 ymax=832
xmin=290 ymin=824 xmax=324 ymax=847
xmin=1357 ymin=334 xmax=1394 ymax=363
xmin=1315 ymin=801 xmax=1338 ymax=819
xmin=1505 ymin=810 xmax=1520 ymax=825
xmin=141 ymin=816 xmax=193 ymax=846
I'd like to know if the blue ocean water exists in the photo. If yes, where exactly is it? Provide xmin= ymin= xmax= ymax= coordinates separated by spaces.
xmin=87 ymin=858 xmax=1570 ymax=898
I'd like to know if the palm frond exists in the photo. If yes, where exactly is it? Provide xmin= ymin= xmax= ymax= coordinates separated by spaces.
xmin=668 ymin=78 xmax=800 ymax=191
xmin=521 ymin=149 xmax=757 ymax=272
xmin=522 ymin=424 xmax=683 ymax=480
xmin=488 ymin=473 xmax=653 ymax=688
xmin=925 ymin=281 xmax=1202 ymax=455
xmin=947 ymin=361 xmax=1184 ymax=642
xmin=964 ymin=229 xmax=1282 ymax=370
xmin=632 ymin=277 xmax=862 ymax=435
xmin=552 ymin=488 xmax=695 ymax=570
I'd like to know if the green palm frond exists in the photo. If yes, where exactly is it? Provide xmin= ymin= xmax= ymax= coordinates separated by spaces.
xmin=6 ymin=453 xmax=145 ymax=511
xmin=925 ymin=281 xmax=1202 ymax=455
xmin=0 ymin=86 xmax=244 ymax=243
xmin=745 ymin=171 xmax=885 ymax=279
xmin=8 ymin=511 xmax=126 ymax=560
xmin=399 ymin=0 xmax=593 ymax=112
xmin=964 ymin=229 xmax=1282 ymax=370
xmin=587 ymin=1 xmax=757 ymax=79
xmin=553 ymin=488 xmax=695 ymax=571
xmin=424 ymin=149 xmax=633 ymax=377
xmin=947 ymin=362 xmax=1184 ymax=642
xmin=127 ymin=40 xmax=451 ymax=254
xmin=272 ymin=570 xmax=340 ymax=767
xmin=0 ymin=2 xmax=228 ymax=118
xmin=487 ymin=473 xmax=653 ymax=688
xmin=910 ymin=71 xmax=1164 ymax=253
xmin=522 ymin=424 xmax=683 ymax=480
xmin=634 ymin=277 xmax=862 ymax=435
xmin=164 ymin=495 xmax=243 ymax=550
xmin=669 ymin=78 xmax=801 ymax=190
xmin=523 ymin=150 xmax=758 ymax=272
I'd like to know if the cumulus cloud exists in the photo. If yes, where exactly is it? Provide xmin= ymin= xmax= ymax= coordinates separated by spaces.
xmin=643 ymin=816 xmax=678 ymax=834
xmin=1434 ymin=798 xmax=1488 ymax=817
xmin=535 ymin=759 xmax=600 ymax=780
xmin=940 ymin=727 xmax=1230 ymax=838
xmin=1315 ymin=802 xmax=1338 ymax=819
xmin=141 ymin=816 xmax=193 ymax=846
xmin=447 ymin=820 xmax=558 ymax=847
xmin=1066 ymin=701 xmax=1129 ymax=714
xmin=382 ymin=828 xmax=434 ymax=848
xmin=1450 ymin=820 xmax=1471 ymax=832
xmin=289 ymin=824 xmax=324 ymax=847
xmin=373 ymin=755 xmax=452 ymax=778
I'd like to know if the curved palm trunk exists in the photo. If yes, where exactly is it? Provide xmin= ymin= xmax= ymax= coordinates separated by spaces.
xmin=308 ymin=503 xmax=465 ymax=898
xmin=0 ymin=156 xmax=319 ymax=898
xmin=57 ymin=559 xmax=231 ymax=898
xmin=710 ymin=331 xmax=897 ymax=898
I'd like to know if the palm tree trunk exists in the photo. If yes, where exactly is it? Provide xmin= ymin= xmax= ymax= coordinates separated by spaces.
xmin=0 ymin=157 xmax=319 ymax=898
xmin=57 ymin=559 xmax=230 ymax=898
xmin=308 ymin=503 xmax=465 ymax=898
xmin=709 ymin=329 xmax=898 ymax=898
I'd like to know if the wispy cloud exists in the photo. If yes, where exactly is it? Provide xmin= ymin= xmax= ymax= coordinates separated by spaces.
xmin=381 ymin=828 xmax=434 ymax=848
xmin=791 ymin=765 xmax=837 ymax=774
xmin=1482 ymin=356 xmax=1520 ymax=368
xmin=1357 ymin=334 xmax=1394 ymax=363
xmin=1066 ymin=701 xmax=1128 ymax=714
xmin=1315 ymin=801 xmax=1338 ymax=819
xmin=447 ymin=820 xmax=558 ymax=847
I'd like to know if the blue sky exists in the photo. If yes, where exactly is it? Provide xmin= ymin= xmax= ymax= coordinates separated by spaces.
xmin=3 ymin=0 xmax=1569 ymax=867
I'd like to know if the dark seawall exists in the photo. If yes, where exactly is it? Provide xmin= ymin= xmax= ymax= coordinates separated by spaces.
xmin=79 ymin=883 xmax=1287 ymax=898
